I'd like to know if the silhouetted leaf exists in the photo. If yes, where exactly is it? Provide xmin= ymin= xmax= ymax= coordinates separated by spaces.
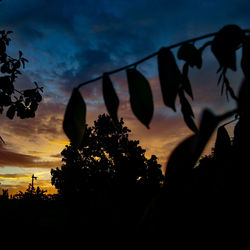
xmin=179 ymin=89 xmax=198 ymax=133
xmin=126 ymin=68 xmax=154 ymax=128
xmin=196 ymin=109 xmax=220 ymax=158
xmin=158 ymin=47 xmax=181 ymax=111
xmin=63 ymin=88 xmax=86 ymax=147
xmin=238 ymin=78 xmax=250 ymax=118
xmin=0 ymin=40 xmax=6 ymax=53
xmin=6 ymin=105 xmax=15 ymax=119
xmin=211 ymin=25 xmax=244 ymax=71
xmin=165 ymin=134 xmax=197 ymax=191
xmin=177 ymin=43 xmax=202 ymax=68
xmin=30 ymin=101 xmax=38 ymax=112
xmin=241 ymin=36 xmax=250 ymax=79
xmin=165 ymin=109 xmax=219 ymax=190
xmin=0 ymin=76 xmax=14 ymax=94
xmin=16 ymin=102 xmax=26 ymax=119
xmin=0 ymin=93 xmax=11 ymax=106
xmin=23 ymin=89 xmax=36 ymax=97
xmin=181 ymin=62 xmax=193 ymax=99
xmin=214 ymin=125 xmax=231 ymax=158
xmin=102 ymin=73 xmax=120 ymax=129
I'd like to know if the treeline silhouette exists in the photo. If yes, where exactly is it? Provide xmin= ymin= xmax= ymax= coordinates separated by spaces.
xmin=1 ymin=23 xmax=250 ymax=241
xmin=1 ymin=111 xmax=248 ymax=239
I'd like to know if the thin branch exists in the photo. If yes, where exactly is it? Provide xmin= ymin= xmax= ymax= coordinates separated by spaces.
xmin=14 ymin=88 xmax=23 ymax=94
xmin=218 ymin=108 xmax=238 ymax=122
xmin=221 ymin=117 xmax=239 ymax=127
xmin=77 ymin=29 xmax=250 ymax=89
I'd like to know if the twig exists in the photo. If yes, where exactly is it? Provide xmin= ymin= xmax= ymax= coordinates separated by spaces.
xmin=76 ymin=29 xmax=250 ymax=89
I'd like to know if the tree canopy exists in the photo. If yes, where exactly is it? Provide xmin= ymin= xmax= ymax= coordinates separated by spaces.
xmin=51 ymin=114 xmax=164 ymax=199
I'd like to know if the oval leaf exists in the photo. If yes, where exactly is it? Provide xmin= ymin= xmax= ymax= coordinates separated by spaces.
xmin=181 ymin=62 xmax=194 ymax=99
xmin=157 ymin=47 xmax=181 ymax=111
xmin=126 ymin=68 xmax=154 ymax=128
xmin=165 ymin=134 xmax=197 ymax=191
xmin=179 ymin=89 xmax=198 ymax=133
xmin=211 ymin=25 xmax=244 ymax=71
xmin=165 ymin=109 xmax=220 ymax=189
xmin=6 ymin=105 xmax=16 ymax=120
xmin=102 ymin=73 xmax=120 ymax=129
xmin=195 ymin=109 xmax=220 ymax=160
xmin=241 ymin=36 xmax=250 ymax=79
xmin=238 ymin=78 xmax=250 ymax=115
xmin=214 ymin=125 xmax=231 ymax=158
xmin=63 ymin=88 xmax=86 ymax=147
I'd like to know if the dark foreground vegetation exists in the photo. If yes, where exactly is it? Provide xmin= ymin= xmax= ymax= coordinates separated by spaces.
xmin=1 ymin=22 xmax=250 ymax=242
xmin=1 ymin=111 xmax=248 ymax=240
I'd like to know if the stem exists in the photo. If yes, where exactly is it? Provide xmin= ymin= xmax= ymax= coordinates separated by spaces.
xmin=76 ymin=29 xmax=250 ymax=89
xmin=221 ymin=117 xmax=239 ymax=127
xmin=14 ymin=88 xmax=23 ymax=95
xmin=218 ymin=108 xmax=238 ymax=122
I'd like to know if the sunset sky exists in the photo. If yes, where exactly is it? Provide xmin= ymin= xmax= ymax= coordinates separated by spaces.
xmin=0 ymin=0 xmax=249 ymax=195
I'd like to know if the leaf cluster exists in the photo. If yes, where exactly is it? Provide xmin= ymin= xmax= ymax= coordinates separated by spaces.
xmin=62 ymin=25 xmax=250 ymax=192
xmin=64 ymin=25 xmax=250 ymax=149
xmin=0 ymin=30 xmax=43 ymax=119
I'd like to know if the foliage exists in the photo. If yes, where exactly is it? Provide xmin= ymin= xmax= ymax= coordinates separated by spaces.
xmin=0 ymin=30 xmax=43 ymax=121
xmin=51 ymin=114 xmax=164 ymax=198
xmin=12 ymin=184 xmax=49 ymax=201
xmin=62 ymin=25 xmax=250 ymax=192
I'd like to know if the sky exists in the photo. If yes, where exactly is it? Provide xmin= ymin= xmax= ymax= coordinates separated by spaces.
xmin=0 ymin=0 xmax=249 ymax=195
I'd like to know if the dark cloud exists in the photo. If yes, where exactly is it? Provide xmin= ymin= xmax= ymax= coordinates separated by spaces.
xmin=0 ymin=144 xmax=60 ymax=169
xmin=0 ymin=143 xmax=38 ymax=167
xmin=0 ymin=173 xmax=30 ymax=179
xmin=2 ymin=0 xmax=250 ymax=97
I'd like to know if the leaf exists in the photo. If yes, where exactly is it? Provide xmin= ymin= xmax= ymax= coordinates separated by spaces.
xmin=23 ymin=89 xmax=36 ymax=97
xmin=196 ymin=109 xmax=220 ymax=157
xmin=63 ymin=88 xmax=86 ymax=147
xmin=179 ymin=89 xmax=198 ymax=133
xmin=211 ymin=25 xmax=244 ymax=71
xmin=214 ymin=125 xmax=231 ymax=158
xmin=165 ymin=134 xmax=197 ymax=191
xmin=182 ymin=62 xmax=193 ymax=99
xmin=6 ymin=105 xmax=16 ymax=120
xmin=126 ymin=68 xmax=154 ymax=128
xmin=177 ymin=43 xmax=202 ymax=68
xmin=238 ymin=78 xmax=250 ymax=118
xmin=157 ymin=47 xmax=181 ymax=111
xmin=102 ymin=73 xmax=120 ymax=129
xmin=165 ymin=109 xmax=219 ymax=190
xmin=241 ymin=35 xmax=250 ymax=79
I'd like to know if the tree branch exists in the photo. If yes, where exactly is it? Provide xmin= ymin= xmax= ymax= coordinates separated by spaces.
xmin=77 ymin=29 xmax=250 ymax=89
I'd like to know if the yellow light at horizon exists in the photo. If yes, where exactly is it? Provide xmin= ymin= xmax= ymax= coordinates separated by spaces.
xmin=0 ymin=176 xmax=30 ymax=180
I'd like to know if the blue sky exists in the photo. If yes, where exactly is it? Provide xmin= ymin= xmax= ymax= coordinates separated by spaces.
xmin=0 ymin=0 xmax=249 ymax=193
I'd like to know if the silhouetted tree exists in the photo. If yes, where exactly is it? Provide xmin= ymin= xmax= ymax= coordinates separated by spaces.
xmin=51 ymin=114 xmax=164 ymax=199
